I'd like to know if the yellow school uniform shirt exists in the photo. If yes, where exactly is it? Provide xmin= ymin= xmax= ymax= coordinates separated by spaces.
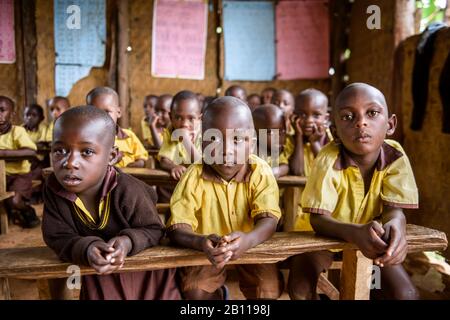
xmin=294 ymin=128 xmax=334 ymax=231
xmin=0 ymin=125 xmax=37 ymax=175
xmin=45 ymin=121 xmax=54 ymax=143
xmin=300 ymin=139 xmax=418 ymax=228
xmin=157 ymin=126 xmax=202 ymax=165
xmin=140 ymin=118 xmax=163 ymax=146
xmin=24 ymin=122 xmax=49 ymax=144
xmin=115 ymin=127 xmax=148 ymax=168
xmin=263 ymin=135 xmax=294 ymax=167
xmin=167 ymin=154 xmax=282 ymax=235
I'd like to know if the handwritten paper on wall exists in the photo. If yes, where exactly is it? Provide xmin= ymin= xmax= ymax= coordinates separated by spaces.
xmin=223 ymin=1 xmax=276 ymax=81
xmin=276 ymin=0 xmax=329 ymax=80
xmin=0 ymin=0 xmax=15 ymax=64
xmin=54 ymin=0 xmax=106 ymax=96
xmin=151 ymin=0 xmax=208 ymax=80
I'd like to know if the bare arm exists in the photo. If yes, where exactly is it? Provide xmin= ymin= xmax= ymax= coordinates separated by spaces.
xmin=126 ymin=159 xmax=145 ymax=168
xmin=0 ymin=148 xmax=37 ymax=158
xmin=290 ymin=118 xmax=306 ymax=176
xmin=148 ymin=122 xmax=163 ymax=149
xmin=310 ymin=213 xmax=388 ymax=259
xmin=272 ymin=164 xmax=289 ymax=178
xmin=159 ymin=156 xmax=178 ymax=172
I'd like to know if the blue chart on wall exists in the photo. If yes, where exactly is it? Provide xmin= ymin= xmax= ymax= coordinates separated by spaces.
xmin=222 ymin=1 xmax=276 ymax=81
xmin=54 ymin=0 xmax=106 ymax=97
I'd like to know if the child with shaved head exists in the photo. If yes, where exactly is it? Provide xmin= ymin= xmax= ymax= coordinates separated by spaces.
xmin=289 ymin=83 xmax=419 ymax=300
xmin=224 ymin=85 xmax=247 ymax=102
xmin=87 ymin=87 xmax=148 ymax=168
xmin=46 ymin=96 xmax=71 ymax=142
xmin=252 ymin=104 xmax=292 ymax=178
xmin=42 ymin=105 xmax=180 ymax=300
xmin=167 ymin=97 xmax=284 ymax=300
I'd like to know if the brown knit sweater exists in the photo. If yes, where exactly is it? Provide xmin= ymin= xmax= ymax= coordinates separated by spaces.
xmin=42 ymin=167 xmax=162 ymax=266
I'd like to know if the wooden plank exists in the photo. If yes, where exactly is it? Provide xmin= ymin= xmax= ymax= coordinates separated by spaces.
xmin=42 ymin=166 xmax=307 ymax=188
xmin=21 ymin=0 xmax=38 ymax=105
xmin=340 ymin=250 xmax=373 ymax=300
xmin=0 ymin=160 xmax=6 ymax=194
xmin=282 ymin=186 xmax=301 ymax=232
xmin=0 ymin=278 xmax=11 ymax=300
xmin=318 ymin=273 xmax=340 ymax=300
xmin=117 ymin=0 xmax=130 ymax=129
xmin=0 ymin=204 xmax=9 ymax=235
xmin=0 ymin=225 xmax=446 ymax=279
xmin=0 ymin=192 xmax=14 ymax=202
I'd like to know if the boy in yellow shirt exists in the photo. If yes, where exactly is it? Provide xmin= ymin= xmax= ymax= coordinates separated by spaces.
xmin=290 ymin=89 xmax=333 ymax=232
xmin=289 ymin=83 xmax=419 ymax=300
xmin=86 ymin=87 xmax=148 ymax=168
xmin=157 ymin=90 xmax=202 ymax=180
xmin=273 ymin=89 xmax=295 ymax=135
xmin=167 ymin=97 xmax=284 ymax=300
xmin=45 ymin=96 xmax=71 ymax=142
xmin=0 ymin=96 xmax=39 ymax=228
xmin=252 ymin=104 xmax=292 ymax=178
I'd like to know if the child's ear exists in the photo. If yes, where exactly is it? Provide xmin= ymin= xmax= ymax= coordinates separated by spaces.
xmin=198 ymin=113 xmax=203 ymax=120
xmin=324 ymin=112 xmax=330 ymax=123
xmin=386 ymin=114 xmax=397 ymax=136
xmin=109 ymin=146 xmax=119 ymax=165
xmin=117 ymin=106 xmax=122 ymax=119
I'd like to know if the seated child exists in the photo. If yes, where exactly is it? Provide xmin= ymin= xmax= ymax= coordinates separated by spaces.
xmin=261 ymin=87 xmax=276 ymax=105
xmin=141 ymin=94 xmax=160 ymax=148
xmin=288 ymin=83 xmax=420 ymax=300
xmin=42 ymin=105 xmax=180 ymax=300
xmin=247 ymin=93 xmax=262 ymax=112
xmin=224 ymin=85 xmax=247 ymax=102
xmin=290 ymin=89 xmax=332 ymax=232
xmin=150 ymin=94 xmax=173 ymax=149
xmin=272 ymin=89 xmax=295 ymax=135
xmin=0 ymin=96 xmax=39 ymax=228
xmin=23 ymin=103 xmax=50 ymax=200
xmin=290 ymin=88 xmax=332 ymax=177
xmin=87 ymin=87 xmax=148 ymax=168
xmin=167 ymin=97 xmax=284 ymax=300
xmin=46 ymin=96 xmax=71 ymax=142
xmin=157 ymin=90 xmax=202 ymax=181
xmin=252 ymin=104 xmax=291 ymax=178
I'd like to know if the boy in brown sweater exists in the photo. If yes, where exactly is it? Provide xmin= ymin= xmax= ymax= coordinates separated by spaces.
xmin=42 ymin=105 xmax=180 ymax=300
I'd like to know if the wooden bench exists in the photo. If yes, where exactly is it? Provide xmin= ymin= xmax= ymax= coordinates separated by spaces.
xmin=0 ymin=224 xmax=446 ymax=300
xmin=0 ymin=160 xmax=15 ymax=235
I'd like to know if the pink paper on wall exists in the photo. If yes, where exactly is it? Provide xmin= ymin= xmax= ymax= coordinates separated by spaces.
xmin=276 ymin=0 xmax=329 ymax=80
xmin=0 ymin=0 xmax=16 ymax=64
xmin=151 ymin=0 xmax=208 ymax=80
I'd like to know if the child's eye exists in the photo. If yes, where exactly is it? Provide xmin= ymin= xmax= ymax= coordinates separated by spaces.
xmin=82 ymin=149 xmax=95 ymax=156
xmin=53 ymin=148 xmax=67 ymax=156
xmin=368 ymin=110 xmax=380 ymax=117
xmin=341 ymin=114 xmax=353 ymax=121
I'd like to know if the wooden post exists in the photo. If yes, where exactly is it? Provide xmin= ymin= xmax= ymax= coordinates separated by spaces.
xmin=282 ymin=187 xmax=302 ymax=232
xmin=330 ymin=0 xmax=351 ymax=102
xmin=117 ymin=0 xmax=130 ymax=129
xmin=0 ymin=278 xmax=11 ymax=300
xmin=340 ymin=250 xmax=373 ymax=300
xmin=21 ymin=0 xmax=38 ymax=106
xmin=0 ymin=160 xmax=8 ymax=235
xmin=14 ymin=0 xmax=26 ymax=124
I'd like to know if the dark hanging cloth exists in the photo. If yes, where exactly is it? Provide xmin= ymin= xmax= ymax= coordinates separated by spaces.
xmin=439 ymin=49 xmax=450 ymax=134
xmin=411 ymin=22 xmax=447 ymax=131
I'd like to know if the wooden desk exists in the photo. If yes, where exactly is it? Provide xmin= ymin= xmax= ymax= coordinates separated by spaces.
xmin=0 ymin=224 xmax=446 ymax=300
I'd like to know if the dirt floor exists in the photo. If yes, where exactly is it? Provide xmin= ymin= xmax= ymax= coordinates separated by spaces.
xmin=1 ymin=203 xmax=449 ymax=300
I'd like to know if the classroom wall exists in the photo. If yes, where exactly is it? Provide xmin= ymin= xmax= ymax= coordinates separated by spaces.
xmin=397 ymin=29 xmax=450 ymax=258
xmin=346 ymin=0 xmax=414 ymax=119
xmin=128 ymin=0 xmax=331 ymax=139
xmin=0 ymin=0 xmax=331 ymax=138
